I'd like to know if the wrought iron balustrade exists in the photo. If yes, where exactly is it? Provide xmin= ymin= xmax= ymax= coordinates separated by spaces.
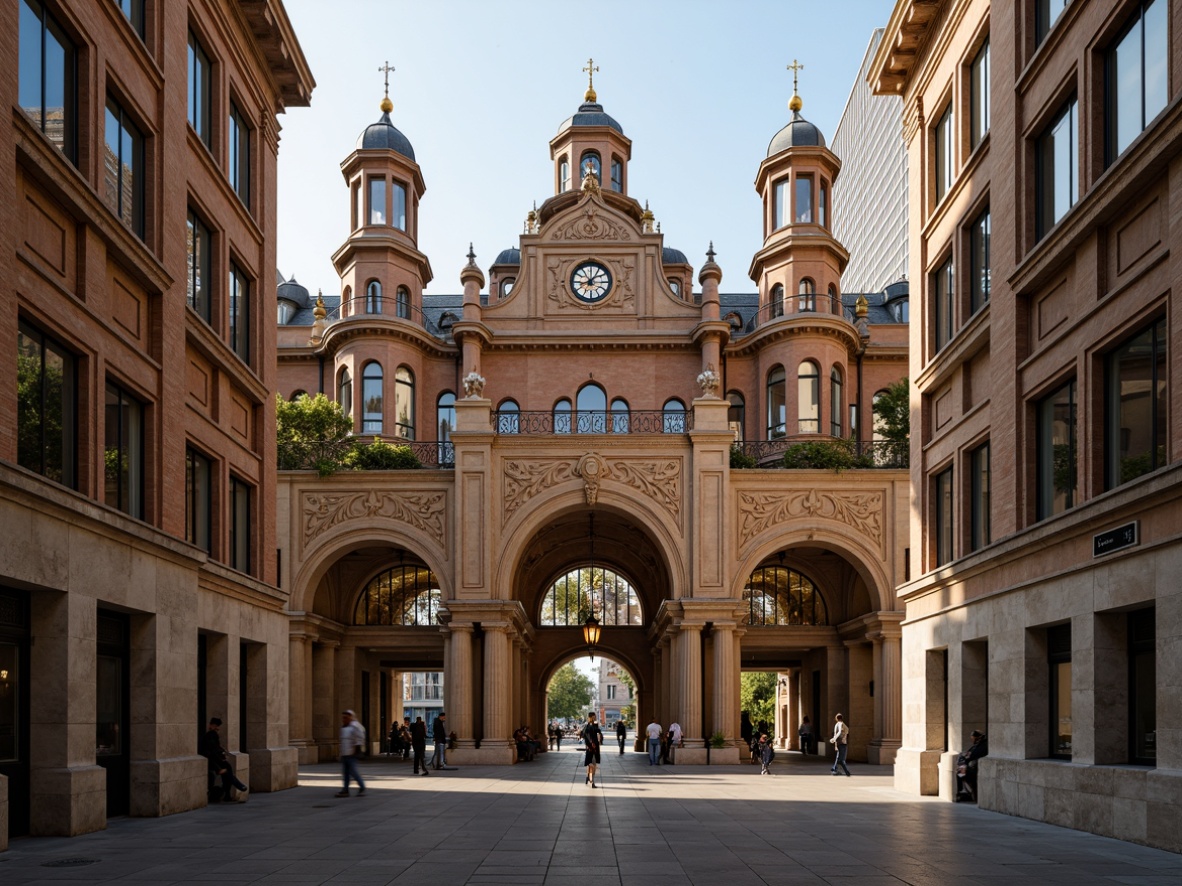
xmin=277 ymin=439 xmax=455 ymax=470
xmin=731 ymin=439 xmax=909 ymax=469
xmin=494 ymin=410 xmax=693 ymax=435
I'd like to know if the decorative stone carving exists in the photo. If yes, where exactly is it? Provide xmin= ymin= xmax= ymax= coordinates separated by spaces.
xmin=607 ymin=459 xmax=681 ymax=521
xmin=737 ymin=489 xmax=883 ymax=549
xmin=574 ymin=453 xmax=607 ymax=505
xmin=696 ymin=363 xmax=720 ymax=398
xmin=303 ymin=490 xmax=447 ymax=547
xmin=503 ymin=459 xmax=577 ymax=517
xmin=502 ymin=456 xmax=683 ymax=523
xmin=462 ymin=371 xmax=486 ymax=398
xmin=556 ymin=203 xmax=630 ymax=241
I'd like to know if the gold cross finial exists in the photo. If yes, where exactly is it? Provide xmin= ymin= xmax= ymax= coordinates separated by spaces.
xmin=378 ymin=60 xmax=396 ymax=97
xmin=583 ymin=57 xmax=600 ymax=101
xmin=787 ymin=59 xmax=804 ymax=93
xmin=787 ymin=59 xmax=804 ymax=112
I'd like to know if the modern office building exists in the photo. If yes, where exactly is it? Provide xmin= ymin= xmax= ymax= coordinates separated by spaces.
xmin=0 ymin=0 xmax=312 ymax=844
xmin=832 ymin=28 xmax=909 ymax=295
xmin=872 ymin=0 xmax=1181 ymax=851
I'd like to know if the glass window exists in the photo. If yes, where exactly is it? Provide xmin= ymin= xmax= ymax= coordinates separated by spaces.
xmin=553 ymin=398 xmax=572 ymax=434
xmin=933 ymin=255 xmax=954 ymax=352
xmin=354 ymin=562 xmax=442 ymax=626
xmin=540 ymin=566 xmax=643 ymax=627
xmin=394 ymin=366 xmax=415 ymax=439
xmin=362 ymin=362 xmax=383 ymax=434
xmin=228 ymin=262 xmax=250 ymax=363
xmin=767 ymin=367 xmax=786 ymax=438
xmin=187 ymin=209 xmax=211 ymax=321
xmin=743 ymin=566 xmax=828 ymax=626
xmin=827 ymin=283 xmax=838 ymax=314
xmin=819 ymin=181 xmax=828 ymax=228
xmin=577 ymin=383 xmax=607 ymax=433
xmin=971 ymin=39 xmax=990 ymax=149
xmin=970 ymin=207 xmax=990 ymax=314
xmin=497 ymin=399 xmax=520 ymax=434
xmin=1106 ymin=318 xmax=1167 ymax=488
xmin=228 ymin=101 xmax=250 ymax=208
xmin=437 ymin=392 xmax=456 ymax=464
xmin=185 ymin=448 xmax=211 ymax=553
xmin=935 ymin=466 xmax=953 ymax=567
xmin=610 ymin=159 xmax=623 ymax=192
xmin=188 ymin=32 xmax=211 ymax=148
xmin=830 ymin=366 xmax=843 ymax=436
xmin=17 ymin=321 xmax=76 ymax=488
xmin=104 ymin=98 xmax=144 ymax=237
xmin=611 ymin=398 xmax=630 ymax=434
xmin=1037 ymin=97 xmax=1078 ymax=239
xmin=393 ymin=183 xmax=407 ymax=230
xmin=19 ymin=0 xmax=76 ymax=163
xmin=798 ymin=279 xmax=816 ymax=313
xmin=1129 ymin=608 xmax=1155 ymax=765
xmin=559 ymin=158 xmax=570 ymax=192
xmin=1037 ymin=379 xmax=1077 ymax=520
xmin=104 ymin=380 xmax=144 ymax=519
xmin=366 ymin=280 xmax=381 ymax=314
xmin=368 ymin=178 xmax=386 ymax=225
xmin=798 ymin=360 xmax=820 ymax=434
xmin=774 ymin=178 xmax=788 ymax=230
xmin=795 ymin=175 xmax=813 ymax=223
xmin=934 ymin=104 xmax=953 ymax=203
xmin=662 ymin=399 xmax=686 ymax=434
xmin=338 ymin=367 xmax=352 ymax=419
xmin=580 ymin=151 xmax=601 ymax=184
xmin=117 ymin=0 xmax=145 ymax=36
xmin=727 ymin=391 xmax=745 ymax=441
xmin=1047 ymin=623 xmax=1072 ymax=758
xmin=396 ymin=287 xmax=410 ymax=320
xmin=229 ymin=476 xmax=250 ymax=574
xmin=1107 ymin=0 xmax=1168 ymax=164
xmin=892 ymin=299 xmax=910 ymax=322
xmin=1037 ymin=0 xmax=1071 ymax=45
xmin=970 ymin=442 xmax=991 ymax=551
xmin=770 ymin=283 xmax=784 ymax=319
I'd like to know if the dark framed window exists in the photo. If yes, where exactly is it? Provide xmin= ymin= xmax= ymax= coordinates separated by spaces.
xmin=436 ymin=392 xmax=456 ymax=464
xmin=361 ymin=362 xmax=383 ymax=434
xmin=540 ymin=565 xmax=643 ymax=628
xmin=1105 ymin=318 xmax=1167 ymax=488
xmin=770 ymin=283 xmax=784 ymax=319
xmin=394 ymin=366 xmax=414 ymax=439
xmin=819 ymin=181 xmax=828 ymax=228
xmin=104 ymin=98 xmax=145 ymax=237
xmin=18 ymin=0 xmax=77 ymax=163
xmin=662 ymin=399 xmax=686 ymax=434
xmin=228 ymin=261 xmax=250 ymax=363
xmin=104 ymin=380 xmax=144 ymax=519
xmin=934 ymin=104 xmax=953 ymax=203
xmin=228 ymin=101 xmax=250 ymax=208
xmin=795 ymin=174 xmax=813 ymax=224
xmin=393 ymin=183 xmax=407 ymax=230
xmin=559 ymin=157 xmax=570 ymax=193
xmin=338 ymin=367 xmax=352 ymax=420
xmin=830 ymin=366 xmax=843 ymax=437
xmin=611 ymin=398 xmax=630 ymax=434
xmin=798 ymin=279 xmax=816 ymax=313
xmin=797 ymin=361 xmax=820 ymax=434
xmin=1106 ymin=0 xmax=1168 ymax=164
xmin=187 ymin=31 xmax=211 ymax=147
xmin=1036 ymin=97 xmax=1077 ymax=240
xmin=767 ymin=367 xmax=786 ymax=438
xmin=366 ymin=280 xmax=381 ymax=314
xmin=497 ymin=399 xmax=519 ymax=434
xmin=727 ymin=391 xmax=745 ymax=440
xmin=368 ymin=177 xmax=386 ymax=225
xmin=1128 ymin=608 xmax=1155 ymax=765
xmin=773 ymin=178 xmax=788 ymax=230
xmin=185 ymin=448 xmax=211 ymax=553
xmin=229 ymin=476 xmax=250 ymax=574
xmin=970 ymin=442 xmax=991 ymax=551
xmin=186 ymin=209 xmax=211 ymax=321
xmin=743 ymin=566 xmax=828 ymax=626
xmin=1047 ymin=623 xmax=1072 ymax=759
xmin=117 ymin=0 xmax=144 ymax=36
xmin=933 ymin=255 xmax=954 ymax=351
xmin=610 ymin=159 xmax=623 ymax=192
xmin=17 ymin=321 xmax=77 ymax=488
xmin=396 ymin=286 xmax=410 ymax=320
xmin=1037 ymin=379 xmax=1076 ymax=520
xmin=935 ymin=466 xmax=953 ymax=567
xmin=354 ymin=561 xmax=442 ymax=626
xmin=970 ymin=207 xmax=990 ymax=313
xmin=577 ymin=383 xmax=607 ymax=433
xmin=553 ymin=399 xmax=572 ymax=434
xmin=1037 ymin=0 xmax=1071 ymax=46
xmin=970 ymin=39 xmax=990 ymax=150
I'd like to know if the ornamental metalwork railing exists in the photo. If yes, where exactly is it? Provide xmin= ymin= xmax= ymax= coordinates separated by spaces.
xmin=743 ymin=293 xmax=855 ymax=332
xmin=731 ymin=439 xmax=909 ymax=469
xmin=494 ymin=410 xmax=693 ymax=435
xmin=277 ymin=439 xmax=455 ymax=470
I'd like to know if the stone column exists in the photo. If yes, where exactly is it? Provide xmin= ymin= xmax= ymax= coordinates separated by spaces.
xmin=711 ymin=624 xmax=736 ymax=740
xmin=289 ymin=633 xmax=315 ymax=763
xmin=449 ymin=625 xmax=473 ymax=743
xmin=868 ymin=623 xmax=903 ymax=765
xmin=312 ymin=641 xmax=337 ymax=760
xmin=679 ymin=623 xmax=703 ymax=744
xmin=469 ymin=623 xmax=516 ymax=763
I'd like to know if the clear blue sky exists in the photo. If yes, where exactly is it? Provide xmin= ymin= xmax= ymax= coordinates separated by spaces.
xmin=276 ymin=0 xmax=896 ymax=295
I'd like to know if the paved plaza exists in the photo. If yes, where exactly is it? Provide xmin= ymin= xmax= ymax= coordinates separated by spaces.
xmin=1 ymin=749 xmax=1179 ymax=885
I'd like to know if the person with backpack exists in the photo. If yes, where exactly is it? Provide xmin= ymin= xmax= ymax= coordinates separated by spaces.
xmin=759 ymin=734 xmax=776 ymax=775
xmin=336 ymin=710 xmax=367 ymax=797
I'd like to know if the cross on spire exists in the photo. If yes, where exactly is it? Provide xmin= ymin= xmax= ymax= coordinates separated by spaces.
xmin=583 ymin=57 xmax=599 ymax=92
xmin=786 ymin=59 xmax=804 ymax=95
xmin=378 ymin=60 xmax=395 ymax=98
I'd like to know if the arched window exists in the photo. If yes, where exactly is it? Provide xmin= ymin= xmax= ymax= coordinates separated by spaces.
xmin=611 ymin=398 xmax=630 ymax=434
xmin=727 ymin=391 xmax=745 ymax=441
xmin=366 ymin=280 xmax=381 ymax=314
xmin=610 ymin=157 xmax=623 ymax=192
xmin=394 ymin=366 xmax=414 ymax=438
xmin=798 ymin=361 xmax=820 ymax=433
xmin=338 ymin=367 xmax=353 ymax=419
xmin=577 ymin=383 xmax=607 ymax=433
xmin=662 ymin=398 xmax=686 ymax=433
xmin=497 ymin=399 xmax=520 ymax=434
xmin=580 ymin=151 xmax=601 ymax=184
xmin=559 ymin=156 xmax=570 ymax=192
xmin=437 ymin=392 xmax=456 ymax=465
xmin=392 ymin=182 xmax=407 ymax=231
xmin=540 ymin=566 xmax=643 ymax=627
xmin=500 ymin=277 xmax=515 ymax=298
xmin=354 ymin=560 xmax=441 ymax=626
xmin=798 ymin=279 xmax=816 ymax=312
xmin=362 ymin=361 xmax=383 ymax=433
xmin=743 ymin=565 xmax=828 ymax=625
xmin=767 ymin=367 xmax=786 ymax=438
xmin=668 ymin=278 xmax=681 ymax=297
xmin=553 ymin=398 xmax=572 ymax=434
xmin=770 ymin=283 xmax=784 ymax=319
xmin=290 ymin=390 xmax=308 ymax=401
xmin=396 ymin=286 xmax=410 ymax=320
xmin=828 ymin=283 xmax=838 ymax=314
xmin=830 ymin=366 xmax=844 ymax=437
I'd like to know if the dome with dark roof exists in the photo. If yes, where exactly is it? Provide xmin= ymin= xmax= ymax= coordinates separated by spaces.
xmin=357 ymin=111 xmax=416 ymax=161
xmin=767 ymin=111 xmax=826 ymax=156
xmin=277 ymin=276 xmax=310 ymax=308
xmin=557 ymin=101 xmax=624 ymax=135
xmin=493 ymin=247 xmax=521 ymax=266
xmin=662 ymin=247 xmax=689 ymax=265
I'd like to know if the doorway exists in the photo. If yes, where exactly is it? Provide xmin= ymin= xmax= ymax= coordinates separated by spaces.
xmin=0 ymin=588 xmax=30 ymax=837
xmin=96 ymin=610 xmax=131 ymax=817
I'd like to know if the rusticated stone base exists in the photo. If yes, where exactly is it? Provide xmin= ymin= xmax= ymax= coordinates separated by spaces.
xmin=247 ymin=747 xmax=299 ymax=791
xmin=30 ymin=766 xmax=107 ymax=837
xmin=129 ymin=756 xmax=207 ymax=817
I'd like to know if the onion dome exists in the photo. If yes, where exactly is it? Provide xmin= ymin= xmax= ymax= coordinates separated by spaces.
xmin=357 ymin=96 xmax=416 ymax=160
xmin=493 ymin=247 xmax=521 ymax=265
xmin=277 ymin=276 xmax=311 ymax=308
xmin=662 ymin=247 xmax=689 ymax=264
xmin=558 ymin=101 xmax=624 ymax=135
xmin=767 ymin=87 xmax=825 ymax=155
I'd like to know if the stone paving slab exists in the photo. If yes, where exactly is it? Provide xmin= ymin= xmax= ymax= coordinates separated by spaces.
xmin=0 ymin=749 xmax=1180 ymax=884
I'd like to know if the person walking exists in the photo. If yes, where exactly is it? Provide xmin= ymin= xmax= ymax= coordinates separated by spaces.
xmin=200 ymin=717 xmax=249 ymax=802
xmin=759 ymin=734 xmax=776 ymax=775
xmin=830 ymin=713 xmax=851 ymax=776
xmin=430 ymin=712 xmax=448 ymax=769
xmin=335 ymin=710 xmax=367 ymax=797
xmin=798 ymin=716 xmax=814 ymax=755
xmin=668 ymin=720 xmax=682 ymax=764
xmin=583 ymin=713 xmax=603 ymax=788
xmin=411 ymin=716 xmax=429 ymax=775
xmin=645 ymin=717 xmax=663 ymax=765
xmin=616 ymin=719 xmax=628 ymax=755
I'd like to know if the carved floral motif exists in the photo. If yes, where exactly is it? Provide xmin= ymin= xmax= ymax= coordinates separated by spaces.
xmin=503 ymin=460 xmax=576 ymax=517
xmin=555 ymin=203 xmax=631 ymax=241
xmin=738 ymin=489 xmax=883 ymax=549
xmin=303 ymin=491 xmax=447 ymax=547
xmin=502 ymin=456 xmax=682 ymax=524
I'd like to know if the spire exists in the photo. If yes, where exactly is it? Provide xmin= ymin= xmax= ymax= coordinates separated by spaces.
xmin=378 ymin=60 xmax=395 ymax=114
xmin=787 ymin=59 xmax=804 ymax=114
xmin=582 ymin=57 xmax=600 ymax=102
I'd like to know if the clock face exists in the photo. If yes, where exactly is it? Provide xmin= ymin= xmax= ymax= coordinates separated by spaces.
xmin=570 ymin=261 xmax=612 ymax=303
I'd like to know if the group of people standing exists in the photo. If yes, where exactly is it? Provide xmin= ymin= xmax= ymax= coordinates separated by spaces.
xmin=644 ymin=717 xmax=682 ymax=765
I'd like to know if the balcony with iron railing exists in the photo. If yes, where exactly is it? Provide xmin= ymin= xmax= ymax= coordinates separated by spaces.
xmin=492 ymin=410 xmax=693 ymax=435
xmin=323 ymin=294 xmax=455 ymax=341
xmin=277 ymin=438 xmax=455 ymax=471
xmin=730 ymin=438 xmax=908 ymax=470
xmin=743 ymin=292 xmax=857 ymax=334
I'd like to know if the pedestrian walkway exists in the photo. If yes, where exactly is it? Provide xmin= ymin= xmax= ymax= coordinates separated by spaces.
xmin=2 ymin=749 xmax=1179 ymax=885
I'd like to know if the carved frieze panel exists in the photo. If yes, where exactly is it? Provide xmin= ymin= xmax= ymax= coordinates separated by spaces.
xmin=503 ymin=455 xmax=682 ymax=524
xmin=551 ymin=203 xmax=632 ymax=241
xmin=738 ymin=489 xmax=883 ymax=551
xmin=545 ymin=257 xmax=636 ymax=311
xmin=302 ymin=490 xmax=447 ymax=549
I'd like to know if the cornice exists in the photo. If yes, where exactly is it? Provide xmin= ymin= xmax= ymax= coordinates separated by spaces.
xmin=319 ymin=317 xmax=457 ymax=359
xmin=725 ymin=315 xmax=861 ymax=358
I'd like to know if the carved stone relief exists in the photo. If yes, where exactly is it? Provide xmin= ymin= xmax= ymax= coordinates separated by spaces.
xmin=737 ymin=489 xmax=883 ymax=551
xmin=553 ymin=203 xmax=631 ymax=241
xmin=302 ymin=490 xmax=447 ymax=549
xmin=503 ymin=455 xmax=682 ymax=524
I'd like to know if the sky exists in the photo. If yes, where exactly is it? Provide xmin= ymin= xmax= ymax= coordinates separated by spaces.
xmin=275 ymin=0 xmax=896 ymax=296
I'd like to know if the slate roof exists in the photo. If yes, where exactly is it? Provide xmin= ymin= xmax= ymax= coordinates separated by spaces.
xmin=557 ymin=101 xmax=624 ymax=135
xmin=767 ymin=111 xmax=826 ymax=155
xmin=357 ymin=112 xmax=416 ymax=160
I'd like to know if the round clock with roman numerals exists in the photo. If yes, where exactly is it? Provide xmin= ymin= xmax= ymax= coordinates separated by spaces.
xmin=569 ymin=261 xmax=613 ymax=303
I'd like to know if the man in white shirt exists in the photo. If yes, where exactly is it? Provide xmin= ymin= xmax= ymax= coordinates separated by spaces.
xmin=645 ymin=718 xmax=663 ymax=766
xmin=336 ymin=709 xmax=367 ymax=797
xmin=668 ymin=720 xmax=682 ymax=764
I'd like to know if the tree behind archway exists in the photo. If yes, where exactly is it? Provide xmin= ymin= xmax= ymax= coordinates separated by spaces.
xmin=547 ymin=663 xmax=593 ymax=721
